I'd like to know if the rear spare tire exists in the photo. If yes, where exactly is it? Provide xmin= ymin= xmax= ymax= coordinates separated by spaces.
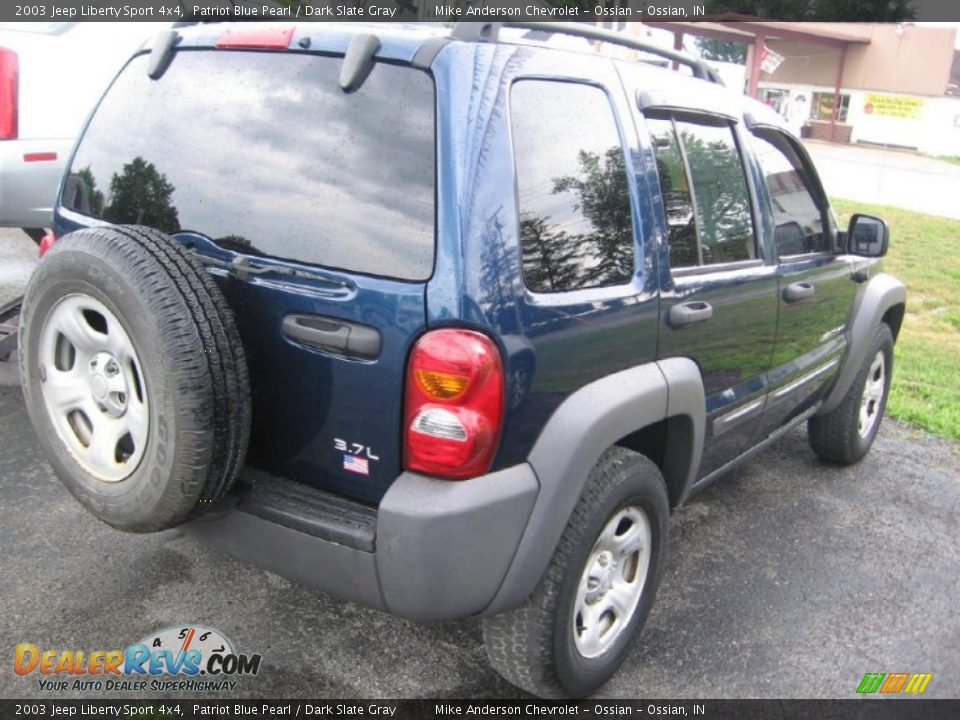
xmin=19 ymin=225 xmax=250 ymax=532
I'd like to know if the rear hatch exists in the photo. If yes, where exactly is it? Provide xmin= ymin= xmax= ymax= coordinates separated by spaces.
xmin=55 ymin=37 xmax=436 ymax=504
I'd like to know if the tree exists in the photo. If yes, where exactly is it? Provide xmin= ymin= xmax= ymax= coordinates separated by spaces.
xmin=70 ymin=167 xmax=105 ymax=217
xmin=552 ymin=147 xmax=634 ymax=287
xmin=520 ymin=215 xmax=586 ymax=293
xmin=517 ymin=145 xmax=637 ymax=292
xmin=676 ymin=130 xmax=753 ymax=264
xmin=104 ymin=157 xmax=180 ymax=234
xmin=704 ymin=0 xmax=915 ymax=20
xmin=695 ymin=38 xmax=747 ymax=64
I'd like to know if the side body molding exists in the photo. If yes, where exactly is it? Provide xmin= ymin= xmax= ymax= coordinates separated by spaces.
xmin=819 ymin=273 xmax=907 ymax=414
xmin=483 ymin=357 xmax=705 ymax=615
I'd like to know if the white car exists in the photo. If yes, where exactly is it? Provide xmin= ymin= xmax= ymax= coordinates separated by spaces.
xmin=0 ymin=22 xmax=170 ymax=239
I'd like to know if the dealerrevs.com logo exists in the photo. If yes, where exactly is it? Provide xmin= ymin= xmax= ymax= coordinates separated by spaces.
xmin=14 ymin=625 xmax=262 ymax=693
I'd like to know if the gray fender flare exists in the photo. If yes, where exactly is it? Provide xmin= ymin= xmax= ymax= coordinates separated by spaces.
xmin=482 ymin=357 xmax=705 ymax=615
xmin=820 ymin=273 xmax=906 ymax=414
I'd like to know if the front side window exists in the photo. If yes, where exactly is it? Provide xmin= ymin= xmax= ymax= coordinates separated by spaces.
xmin=649 ymin=114 xmax=756 ymax=268
xmin=63 ymin=50 xmax=436 ymax=281
xmin=511 ymin=80 xmax=635 ymax=293
xmin=751 ymin=129 xmax=828 ymax=256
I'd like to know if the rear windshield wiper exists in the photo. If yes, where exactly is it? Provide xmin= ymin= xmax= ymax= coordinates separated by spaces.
xmin=191 ymin=252 xmax=350 ymax=289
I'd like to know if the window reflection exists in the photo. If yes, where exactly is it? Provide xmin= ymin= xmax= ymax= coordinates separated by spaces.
xmin=511 ymin=81 xmax=635 ymax=293
xmin=678 ymin=120 xmax=754 ymax=265
xmin=63 ymin=51 xmax=436 ymax=281
xmin=647 ymin=118 xmax=697 ymax=268
xmin=752 ymin=130 xmax=827 ymax=256
xmin=650 ymin=115 xmax=756 ymax=268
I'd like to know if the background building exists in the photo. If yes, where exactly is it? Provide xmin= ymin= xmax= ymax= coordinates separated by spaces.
xmin=639 ymin=19 xmax=959 ymax=156
xmin=758 ymin=22 xmax=959 ymax=155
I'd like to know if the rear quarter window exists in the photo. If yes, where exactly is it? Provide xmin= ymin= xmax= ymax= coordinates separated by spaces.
xmin=510 ymin=80 xmax=635 ymax=294
xmin=63 ymin=49 xmax=436 ymax=281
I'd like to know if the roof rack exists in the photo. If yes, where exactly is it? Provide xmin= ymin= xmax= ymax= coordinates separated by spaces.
xmin=450 ymin=21 xmax=724 ymax=86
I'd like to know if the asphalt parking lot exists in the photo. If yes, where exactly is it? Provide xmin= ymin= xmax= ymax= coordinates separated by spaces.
xmin=1 ymin=376 xmax=957 ymax=698
xmin=0 ymin=229 xmax=36 ymax=309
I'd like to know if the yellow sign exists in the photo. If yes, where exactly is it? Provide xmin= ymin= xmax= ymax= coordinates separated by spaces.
xmin=864 ymin=94 xmax=924 ymax=119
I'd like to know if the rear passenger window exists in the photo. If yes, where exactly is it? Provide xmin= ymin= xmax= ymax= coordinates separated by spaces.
xmin=648 ymin=115 xmax=756 ymax=268
xmin=511 ymin=81 xmax=634 ymax=293
xmin=647 ymin=118 xmax=697 ymax=268
xmin=751 ymin=129 xmax=828 ymax=256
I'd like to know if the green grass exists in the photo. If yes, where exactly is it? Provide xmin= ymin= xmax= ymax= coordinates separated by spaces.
xmin=833 ymin=199 xmax=960 ymax=441
xmin=936 ymin=156 xmax=960 ymax=167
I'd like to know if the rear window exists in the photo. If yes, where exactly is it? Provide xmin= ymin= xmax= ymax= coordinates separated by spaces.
xmin=63 ymin=50 xmax=436 ymax=281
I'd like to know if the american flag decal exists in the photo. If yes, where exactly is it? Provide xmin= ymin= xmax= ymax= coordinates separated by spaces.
xmin=343 ymin=454 xmax=370 ymax=476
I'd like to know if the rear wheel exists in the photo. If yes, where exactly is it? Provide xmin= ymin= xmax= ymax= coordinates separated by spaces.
xmin=482 ymin=447 xmax=669 ymax=698
xmin=808 ymin=323 xmax=893 ymax=464
xmin=19 ymin=225 xmax=250 ymax=531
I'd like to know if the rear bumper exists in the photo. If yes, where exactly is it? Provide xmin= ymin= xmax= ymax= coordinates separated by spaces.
xmin=0 ymin=138 xmax=71 ymax=228
xmin=184 ymin=463 xmax=540 ymax=621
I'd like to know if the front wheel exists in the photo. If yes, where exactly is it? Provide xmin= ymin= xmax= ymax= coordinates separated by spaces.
xmin=482 ymin=447 xmax=669 ymax=698
xmin=808 ymin=323 xmax=894 ymax=465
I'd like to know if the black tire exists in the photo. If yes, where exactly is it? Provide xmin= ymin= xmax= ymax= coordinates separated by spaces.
xmin=19 ymin=225 xmax=251 ymax=532
xmin=482 ymin=447 xmax=669 ymax=698
xmin=808 ymin=323 xmax=894 ymax=465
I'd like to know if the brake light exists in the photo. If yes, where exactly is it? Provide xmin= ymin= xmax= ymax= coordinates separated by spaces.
xmin=215 ymin=27 xmax=295 ymax=50
xmin=0 ymin=48 xmax=18 ymax=140
xmin=38 ymin=229 xmax=55 ymax=258
xmin=404 ymin=329 xmax=504 ymax=480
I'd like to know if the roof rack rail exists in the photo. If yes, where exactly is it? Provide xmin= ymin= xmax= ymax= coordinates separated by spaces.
xmin=450 ymin=21 xmax=723 ymax=86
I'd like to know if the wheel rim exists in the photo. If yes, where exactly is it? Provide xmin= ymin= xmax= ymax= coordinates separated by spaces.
xmin=858 ymin=350 xmax=886 ymax=439
xmin=38 ymin=293 xmax=149 ymax=482
xmin=573 ymin=505 xmax=652 ymax=659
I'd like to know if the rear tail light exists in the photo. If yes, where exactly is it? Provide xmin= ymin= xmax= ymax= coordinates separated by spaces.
xmin=0 ymin=48 xmax=18 ymax=140
xmin=38 ymin=230 xmax=56 ymax=258
xmin=404 ymin=329 xmax=504 ymax=480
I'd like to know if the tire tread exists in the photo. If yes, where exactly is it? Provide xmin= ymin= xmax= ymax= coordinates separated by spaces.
xmin=483 ymin=448 xmax=665 ymax=698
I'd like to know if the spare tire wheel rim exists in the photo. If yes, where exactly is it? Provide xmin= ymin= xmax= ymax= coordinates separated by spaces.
xmin=573 ymin=505 xmax=652 ymax=659
xmin=38 ymin=293 xmax=149 ymax=482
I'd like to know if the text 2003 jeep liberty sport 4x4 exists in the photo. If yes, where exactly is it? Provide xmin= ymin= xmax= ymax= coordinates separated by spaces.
xmin=19 ymin=22 xmax=906 ymax=697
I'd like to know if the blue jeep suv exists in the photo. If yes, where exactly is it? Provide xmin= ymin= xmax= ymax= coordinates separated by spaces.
xmin=19 ymin=22 xmax=906 ymax=697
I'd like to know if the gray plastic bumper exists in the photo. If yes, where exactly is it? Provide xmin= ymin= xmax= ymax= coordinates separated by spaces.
xmin=185 ymin=463 xmax=539 ymax=621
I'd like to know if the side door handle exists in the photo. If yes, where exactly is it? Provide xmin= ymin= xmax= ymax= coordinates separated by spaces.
xmin=783 ymin=281 xmax=815 ymax=303
xmin=669 ymin=301 xmax=713 ymax=328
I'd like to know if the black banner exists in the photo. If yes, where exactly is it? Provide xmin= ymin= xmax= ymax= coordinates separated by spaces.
xmin=2 ymin=0 xmax=960 ymax=23
xmin=4 ymin=700 xmax=960 ymax=720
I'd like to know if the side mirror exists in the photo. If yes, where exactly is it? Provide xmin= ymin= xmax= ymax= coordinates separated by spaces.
xmin=846 ymin=214 xmax=889 ymax=257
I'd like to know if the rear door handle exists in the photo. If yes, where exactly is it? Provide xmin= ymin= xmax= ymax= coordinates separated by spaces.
xmin=282 ymin=314 xmax=381 ymax=359
xmin=783 ymin=281 xmax=815 ymax=303
xmin=669 ymin=301 xmax=713 ymax=328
